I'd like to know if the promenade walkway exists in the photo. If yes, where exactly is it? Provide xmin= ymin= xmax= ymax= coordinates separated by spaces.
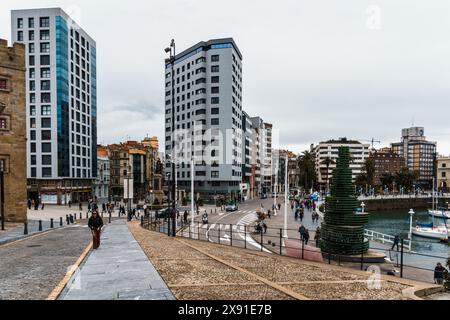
xmin=59 ymin=220 xmax=174 ymax=300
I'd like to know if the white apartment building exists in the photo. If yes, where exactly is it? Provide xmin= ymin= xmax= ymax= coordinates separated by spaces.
xmin=313 ymin=138 xmax=370 ymax=188
xmin=12 ymin=8 xmax=97 ymax=204
xmin=250 ymin=117 xmax=272 ymax=195
xmin=165 ymin=38 xmax=243 ymax=196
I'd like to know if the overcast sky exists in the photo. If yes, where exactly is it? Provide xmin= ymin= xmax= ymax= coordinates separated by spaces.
xmin=2 ymin=0 xmax=450 ymax=155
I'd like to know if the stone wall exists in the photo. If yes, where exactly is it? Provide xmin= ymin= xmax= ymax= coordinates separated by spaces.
xmin=361 ymin=197 xmax=450 ymax=212
xmin=0 ymin=39 xmax=27 ymax=222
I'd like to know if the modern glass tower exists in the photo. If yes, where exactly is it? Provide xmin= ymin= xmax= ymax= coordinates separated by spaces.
xmin=11 ymin=8 xmax=97 ymax=204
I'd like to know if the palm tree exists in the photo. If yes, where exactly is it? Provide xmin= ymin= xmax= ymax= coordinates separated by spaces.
xmin=297 ymin=151 xmax=317 ymax=191
xmin=321 ymin=157 xmax=335 ymax=193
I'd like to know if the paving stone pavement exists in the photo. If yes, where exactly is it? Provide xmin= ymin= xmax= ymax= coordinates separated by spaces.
xmin=60 ymin=220 xmax=175 ymax=300
xmin=0 ymin=220 xmax=65 ymax=246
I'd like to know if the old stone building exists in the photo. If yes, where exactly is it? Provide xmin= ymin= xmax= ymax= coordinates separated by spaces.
xmin=0 ymin=39 xmax=27 ymax=222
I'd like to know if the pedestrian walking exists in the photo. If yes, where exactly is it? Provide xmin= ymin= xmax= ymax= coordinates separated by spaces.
xmin=27 ymin=199 xmax=32 ymax=210
xmin=88 ymin=211 xmax=104 ymax=250
xmin=267 ymin=210 xmax=271 ymax=219
xmin=184 ymin=210 xmax=188 ymax=223
xmin=263 ymin=222 xmax=267 ymax=234
xmin=304 ymin=228 xmax=310 ymax=245
xmin=298 ymin=224 xmax=306 ymax=241
xmin=434 ymin=263 xmax=447 ymax=285
xmin=294 ymin=209 xmax=299 ymax=221
xmin=300 ymin=210 xmax=304 ymax=222
xmin=314 ymin=226 xmax=321 ymax=247
xmin=277 ymin=203 xmax=281 ymax=211
xmin=391 ymin=235 xmax=400 ymax=251
xmin=79 ymin=202 xmax=82 ymax=211
xmin=68 ymin=200 xmax=72 ymax=208
xmin=88 ymin=202 xmax=92 ymax=213
xmin=102 ymin=203 xmax=106 ymax=213
xmin=41 ymin=202 xmax=45 ymax=210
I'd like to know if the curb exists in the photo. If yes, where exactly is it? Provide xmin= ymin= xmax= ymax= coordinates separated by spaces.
xmin=46 ymin=241 xmax=93 ymax=300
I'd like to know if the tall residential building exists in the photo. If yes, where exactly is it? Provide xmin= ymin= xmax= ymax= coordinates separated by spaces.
xmin=241 ymin=111 xmax=252 ymax=200
xmin=313 ymin=138 xmax=370 ymax=188
xmin=391 ymin=127 xmax=436 ymax=187
xmin=12 ymin=8 xmax=97 ymax=204
xmin=250 ymin=117 xmax=262 ymax=198
xmin=0 ymin=39 xmax=27 ymax=222
xmin=262 ymin=122 xmax=273 ymax=193
xmin=164 ymin=38 xmax=243 ymax=197
xmin=436 ymin=156 xmax=450 ymax=192
xmin=369 ymin=147 xmax=404 ymax=186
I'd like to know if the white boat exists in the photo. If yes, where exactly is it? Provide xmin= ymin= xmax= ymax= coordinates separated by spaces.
xmin=428 ymin=209 xmax=450 ymax=219
xmin=412 ymin=225 xmax=449 ymax=240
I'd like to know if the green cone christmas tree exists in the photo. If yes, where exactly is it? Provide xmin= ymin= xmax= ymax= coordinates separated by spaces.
xmin=320 ymin=146 xmax=369 ymax=255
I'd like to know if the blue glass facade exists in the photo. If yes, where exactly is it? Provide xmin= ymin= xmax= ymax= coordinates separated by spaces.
xmin=56 ymin=16 xmax=70 ymax=177
xmin=91 ymin=46 xmax=97 ymax=178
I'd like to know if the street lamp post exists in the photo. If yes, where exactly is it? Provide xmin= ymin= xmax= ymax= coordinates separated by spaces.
xmin=165 ymin=39 xmax=176 ymax=237
xmin=408 ymin=208 xmax=414 ymax=251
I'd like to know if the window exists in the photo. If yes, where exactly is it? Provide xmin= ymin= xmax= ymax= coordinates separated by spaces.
xmin=30 ymin=142 xmax=36 ymax=153
xmin=30 ymin=93 xmax=36 ymax=104
xmin=29 ymin=30 xmax=34 ymax=41
xmin=30 ymin=168 xmax=36 ymax=177
xmin=18 ymin=18 xmax=23 ymax=29
xmin=195 ymin=109 xmax=206 ymax=115
xmin=41 ymin=130 xmax=51 ymax=140
xmin=42 ymin=167 xmax=52 ymax=178
xmin=29 ymin=55 xmax=35 ymax=66
xmin=211 ymin=76 xmax=219 ymax=83
xmin=40 ymin=17 xmax=50 ymax=28
xmin=211 ymin=55 xmax=219 ymax=62
xmin=41 ymin=93 xmax=51 ymax=103
xmin=0 ymin=79 xmax=8 ymax=90
xmin=40 ymin=30 xmax=50 ymax=41
xmin=40 ymin=42 xmax=50 ymax=53
xmin=30 ymin=80 xmax=35 ymax=91
xmin=41 ymin=68 xmax=50 ymax=78
xmin=211 ymin=108 xmax=219 ymax=115
xmin=211 ymin=171 xmax=219 ymax=178
xmin=30 ymin=155 xmax=36 ymax=165
xmin=211 ymin=97 xmax=219 ymax=104
xmin=29 ymin=43 xmax=35 ymax=53
xmin=41 ymin=118 xmax=51 ymax=128
xmin=30 ymin=130 xmax=36 ymax=140
xmin=211 ymin=87 xmax=219 ymax=94
xmin=42 ymin=143 xmax=51 ymax=153
xmin=0 ymin=118 xmax=6 ymax=130
xmin=41 ymin=105 xmax=51 ymax=115
xmin=211 ymin=118 xmax=219 ymax=125
xmin=30 ymin=118 xmax=36 ymax=128
xmin=17 ymin=31 xmax=23 ymax=42
xmin=211 ymin=65 xmax=220 ymax=73
xmin=28 ymin=17 xmax=34 ymax=28
xmin=29 ymin=68 xmax=35 ymax=79
xmin=443 ymin=172 xmax=447 ymax=178
xmin=41 ymin=80 xmax=50 ymax=91
xmin=42 ymin=155 xmax=52 ymax=165
xmin=40 ymin=55 xmax=50 ymax=65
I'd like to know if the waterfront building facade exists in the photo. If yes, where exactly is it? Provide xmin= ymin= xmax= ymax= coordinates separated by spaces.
xmin=0 ymin=39 xmax=27 ymax=222
xmin=391 ymin=127 xmax=436 ymax=188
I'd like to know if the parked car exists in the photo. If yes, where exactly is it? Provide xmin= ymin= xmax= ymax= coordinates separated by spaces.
xmin=156 ymin=208 xmax=179 ymax=219
xmin=225 ymin=203 xmax=239 ymax=212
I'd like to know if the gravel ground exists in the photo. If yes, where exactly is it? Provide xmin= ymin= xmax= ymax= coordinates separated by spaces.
xmin=129 ymin=222 xmax=419 ymax=300
xmin=0 ymin=225 xmax=91 ymax=300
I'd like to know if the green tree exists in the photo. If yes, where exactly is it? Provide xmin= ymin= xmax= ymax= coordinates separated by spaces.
xmin=321 ymin=157 xmax=335 ymax=192
xmin=380 ymin=172 xmax=395 ymax=188
xmin=297 ymin=150 xmax=317 ymax=191
xmin=364 ymin=158 xmax=376 ymax=187
xmin=394 ymin=167 xmax=417 ymax=190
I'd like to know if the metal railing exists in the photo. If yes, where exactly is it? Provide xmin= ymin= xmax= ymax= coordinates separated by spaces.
xmin=140 ymin=213 xmax=448 ymax=284
xmin=364 ymin=229 xmax=412 ymax=251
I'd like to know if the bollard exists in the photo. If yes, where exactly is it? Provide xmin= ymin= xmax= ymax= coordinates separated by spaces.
xmin=50 ymin=218 xmax=54 ymax=229
xmin=74 ymin=213 xmax=77 ymax=220
xmin=301 ymin=239 xmax=305 ymax=259
xmin=66 ymin=215 xmax=70 ymax=225
xmin=261 ymin=230 xmax=263 ymax=252
xmin=38 ymin=220 xmax=42 ymax=232
xmin=60 ymin=217 xmax=63 ymax=227
xmin=109 ymin=213 xmax=111 ymax=223
xmin=218 ymin=224 xmax=221 ymax=244
xmin=24 ymin=222 xmax=28 ymax=235
xmin=86 ymin=212 xmax=88 ymax=219
xmin=400 ymin=239 xmax=404 ymax=278
xmin=141 ymin=216 xmax=144 ymax=227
